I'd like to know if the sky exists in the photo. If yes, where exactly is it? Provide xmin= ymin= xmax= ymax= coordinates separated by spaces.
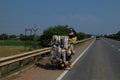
xmin=0 ymin=0 xmax=120 ymax=35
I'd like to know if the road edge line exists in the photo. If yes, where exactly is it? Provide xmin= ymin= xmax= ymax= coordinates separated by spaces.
xmin=56 ymin=39 xmax=95 ymax=80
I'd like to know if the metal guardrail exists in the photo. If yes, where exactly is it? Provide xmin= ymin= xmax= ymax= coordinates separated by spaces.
xmin=0 ymin=47 xmax=51 ymax=78
xmin=0 ymin=38 xmax=93 ymax=78
xmin=0 ymin=47 xmax=50 ymax=67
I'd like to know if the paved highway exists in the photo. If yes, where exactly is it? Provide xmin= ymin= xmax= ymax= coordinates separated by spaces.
xmin=60 ymin=38 xmax=120 ymax=80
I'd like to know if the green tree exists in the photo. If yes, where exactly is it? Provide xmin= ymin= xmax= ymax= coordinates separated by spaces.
xmin=0 ymin=33 xmax=8 ymax=40
xmin=116 ymin=31 xmax=120 ymax=35
xmin=76 ymin=32 xmax=87 ymax=40
xmin=116 ymin=31 xmax=120 ymax=40
xmin=19 ymin=34 xmax=25 ymax=41
xmin=39 ymin=25 xmax=69 ymax=47
xmin=9 ymin=35 xmax=17 ymax=38
xmin=9 ymin=34 xmax=18 ymax=40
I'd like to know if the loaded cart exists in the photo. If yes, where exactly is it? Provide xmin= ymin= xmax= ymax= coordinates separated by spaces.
xmin=50 ymin=35 xmax=74 ymax=69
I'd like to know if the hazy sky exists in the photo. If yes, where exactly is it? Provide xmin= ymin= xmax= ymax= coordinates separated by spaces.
xmin=0 ymin=0 xmax=120 ymax=35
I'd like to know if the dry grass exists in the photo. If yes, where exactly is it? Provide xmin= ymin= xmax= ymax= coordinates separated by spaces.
xmin=0 ymin=46 xmax=29 ymax=58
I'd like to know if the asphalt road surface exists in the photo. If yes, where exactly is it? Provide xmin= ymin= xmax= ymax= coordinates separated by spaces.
xmin=61 ymin=38 xmax=120 ymax=80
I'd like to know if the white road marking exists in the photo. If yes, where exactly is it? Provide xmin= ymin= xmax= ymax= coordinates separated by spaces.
xmin=56 ymin=39 xmax=95 ymax=80
xmin=111 ymin=45 xmax=115 ymax=47
xmin=118 ymin=49 xmax=120 ymax=51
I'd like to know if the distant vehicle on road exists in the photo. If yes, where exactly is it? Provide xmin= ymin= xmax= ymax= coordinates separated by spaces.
xmin=96 ymin=36 xmax=100 ymax=40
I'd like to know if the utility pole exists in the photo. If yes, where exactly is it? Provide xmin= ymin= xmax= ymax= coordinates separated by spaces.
xmin=24 ymin=24 xmax=38 ymax=50
xmin=24 ymin=28 xmax=33 ymax=50
xmin=32 ymin=24 xmax=38 ymax=49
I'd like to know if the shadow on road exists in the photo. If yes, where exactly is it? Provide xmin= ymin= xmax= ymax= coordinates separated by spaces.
xmin=35 ymin=63 xmax=64 ymax=70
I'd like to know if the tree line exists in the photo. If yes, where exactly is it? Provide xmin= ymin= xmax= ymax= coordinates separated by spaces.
xmin=104 ymin=31 xmax=120 ymax=41
xmin=0 ymin=25 xmax=91 ymax=48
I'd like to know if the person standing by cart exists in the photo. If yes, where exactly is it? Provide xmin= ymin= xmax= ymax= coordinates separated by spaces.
xmin=68 ymin=27 xmax=77 ymax=55
xmin=66 ymin=27 xmax=77 ymax=69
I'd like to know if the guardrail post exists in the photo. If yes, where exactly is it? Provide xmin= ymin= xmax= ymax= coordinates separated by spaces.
xmin=19 ymin=60 xmax=23 ymax=67
xmin=31 ymin=57 xmax=35 ymax=63
xmin=0 ymin=67 xmax=2 ymax=78
xmin=34 ymin=56 xmax=37 ymax=63
xmin=32 ymin=56 xmax=37 ymax=64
